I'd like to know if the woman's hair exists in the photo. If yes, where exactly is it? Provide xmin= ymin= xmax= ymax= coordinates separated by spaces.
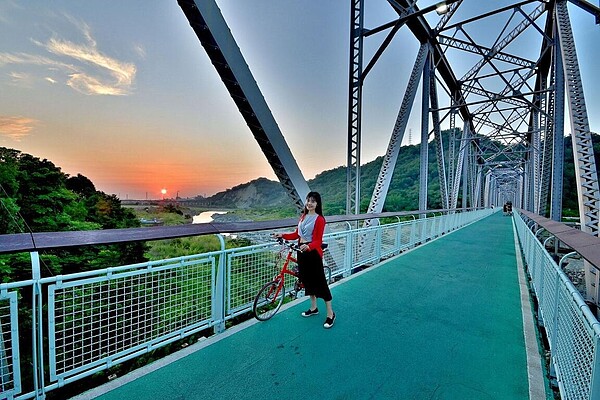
xmin=303 ymin=191 xmax=323 ymax=216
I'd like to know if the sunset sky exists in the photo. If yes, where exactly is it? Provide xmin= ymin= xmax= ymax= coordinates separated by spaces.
xmin=1 ymin=1 xmax=598 ymax=199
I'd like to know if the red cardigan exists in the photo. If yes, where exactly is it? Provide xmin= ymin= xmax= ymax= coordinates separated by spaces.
xmin=282 ymin=214 xmax=326 ymax=257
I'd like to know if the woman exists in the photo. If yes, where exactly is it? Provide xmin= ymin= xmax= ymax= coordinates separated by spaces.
xmin=274 ymin=191 xmax=336 ymax=329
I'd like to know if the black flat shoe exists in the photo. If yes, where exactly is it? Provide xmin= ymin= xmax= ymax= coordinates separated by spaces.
xmin=301 ymin=308 xmax=319 ymax=317
xmin=323 ymin=313 xmax=336 ymax=328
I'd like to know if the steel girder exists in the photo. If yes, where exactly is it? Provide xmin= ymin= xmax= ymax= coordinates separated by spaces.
xmin=419 ymin=51 xmax=431 ymax=212
xmin=556 ymin=0 xmax=600 ymax=235
xmin=430 ymin=67 xmax=450 ymax=209
xmin=550 ymin=22 xmax=565 ymax=221
xmin=355 ymin=0 xmax=473 ymax=219
xmin=356 ymin=0 xmax=558 ymax=216
xmin=438 ymin=2 xmax=555 ymax=213
xmin=177 ymin=0 xmax=310 ymax=211
xmin=347 ymin=0 xmax=365 ymax=215
xmin=366 ymin=43 xmax=430 ymax=216
xmin=353 ymin=0 xmax=596 ymax=233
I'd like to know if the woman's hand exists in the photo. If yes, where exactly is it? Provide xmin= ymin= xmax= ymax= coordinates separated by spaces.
xmin=300 ymin=244 xmax=309 ymax=252
xmin=272 ymin=233 xmax=282 ymax=239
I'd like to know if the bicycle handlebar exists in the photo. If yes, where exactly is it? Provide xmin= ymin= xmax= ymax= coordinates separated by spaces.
xmin=275 ymin=237 xmax=328 ymax=251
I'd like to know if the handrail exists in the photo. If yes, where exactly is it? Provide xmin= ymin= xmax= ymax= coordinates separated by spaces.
xmin=518 ymin=209 xmax=600 ymax=270
xmin=0 ymin=207 xmax=482 ymax=254
xmin=0 ymin=208 xmax=496 ymax=400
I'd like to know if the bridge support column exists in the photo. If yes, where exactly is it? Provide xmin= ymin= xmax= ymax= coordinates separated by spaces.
xmin=419 ymin=50 xmax=431 ymax=215
xmin=550 ymin=22 xmax=565 ymax=222
xmin=212 ymin=235 xmax=226 ymax=334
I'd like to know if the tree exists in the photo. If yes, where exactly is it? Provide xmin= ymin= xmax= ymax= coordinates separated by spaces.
xmin=0 ymin=146 xmax=146 ymax=277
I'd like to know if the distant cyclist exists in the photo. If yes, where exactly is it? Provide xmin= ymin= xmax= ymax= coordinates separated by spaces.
xmin=273 ymin=191 xmax=336 ymax=329
xmin=503 ymin=201 xmax=513 ymax=216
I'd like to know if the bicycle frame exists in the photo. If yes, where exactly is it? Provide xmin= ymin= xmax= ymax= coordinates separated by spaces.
xmin=253 ymin=239 xmax=331 ymax=321
xmin=270 ymin=241 xmax=300 ymax=296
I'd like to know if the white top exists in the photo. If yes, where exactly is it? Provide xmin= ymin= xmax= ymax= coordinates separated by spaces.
xmin=298 ymin=214 xmax=318 ymax=242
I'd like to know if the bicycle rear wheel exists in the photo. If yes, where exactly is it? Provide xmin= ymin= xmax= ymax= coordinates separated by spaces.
xmin=324 ymin=266 xmax=332 ymax=284
xmin=253 ymin=279 xmax=285 ymax=321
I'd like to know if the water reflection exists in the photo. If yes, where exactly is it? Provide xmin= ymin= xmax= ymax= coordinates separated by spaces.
xmin=192 ymin=211 xmax=227 ymax=224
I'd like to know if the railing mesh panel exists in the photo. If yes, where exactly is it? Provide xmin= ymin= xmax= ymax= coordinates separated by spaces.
xmin=50 ymin=257 xmax=214 ymax=378
xmin=0 ymin=297 xmax=17 ymax=395
xmin=380 ymin=224 xmax=398 ymax=258
xmin=228 ymin=245 xmax=279 ymax=313
xmin=553 ymin=286 xmax=596 ymax=399
xmin=323 ymin=233 xmax=346 ymax=279
xmin=514 ymin=213 xmax=599 ymax=400
xmin=352 ymin=228 xmax=378 ymax=267
xmin=400 ymin=223 xmax=413 ymax=250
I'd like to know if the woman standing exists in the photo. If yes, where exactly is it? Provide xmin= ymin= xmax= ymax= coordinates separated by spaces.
xmin=274 ymin=191 xmax=336 ymax=329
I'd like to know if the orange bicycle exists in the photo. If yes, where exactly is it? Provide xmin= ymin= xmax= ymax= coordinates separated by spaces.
xmin=252 ymin=238 xmax=331 ymax=321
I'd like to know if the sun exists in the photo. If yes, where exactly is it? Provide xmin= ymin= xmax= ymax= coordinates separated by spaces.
xmin=161 ymin=188 xmax=167 ymax=195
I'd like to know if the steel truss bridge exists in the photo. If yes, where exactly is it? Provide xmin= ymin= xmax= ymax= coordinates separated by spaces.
xmin=178 ymin=0 xmax=600 ymax=307
xmin=2 ymin=1 xmax=600 ymax=399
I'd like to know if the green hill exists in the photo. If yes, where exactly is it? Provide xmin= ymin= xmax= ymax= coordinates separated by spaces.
xmin=204 ymin=132 xmax=600 ymax=216
xmin=205 ymin=137 xmax=444 ymax=215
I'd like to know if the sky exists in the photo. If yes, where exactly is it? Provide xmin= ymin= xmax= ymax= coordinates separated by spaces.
xmin=0 ymin=1 xmax=599 ymax=200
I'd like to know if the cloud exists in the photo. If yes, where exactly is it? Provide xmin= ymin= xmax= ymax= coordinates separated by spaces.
xmin=45 ymin=34 xmax=136 ymax=95
xmin=8 ymin=71 xmax=33 ymax=86
xmin=0 ymin=51 xmax=76 ymax=70
xmin=0 ymin=17 xmax=136 ymax=96
xmin=132 ymin=44 xmax=146 ymax=59
xmin=0 ymin=116 xmax=37 ymax=141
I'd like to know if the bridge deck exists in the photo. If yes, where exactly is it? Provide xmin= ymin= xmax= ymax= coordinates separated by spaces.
xmin=74 ymin=212 xmax=550 ymax=400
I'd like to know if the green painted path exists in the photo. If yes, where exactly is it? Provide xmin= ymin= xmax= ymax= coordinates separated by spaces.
xmin=76 ymin=213 xmax=548 ymax=400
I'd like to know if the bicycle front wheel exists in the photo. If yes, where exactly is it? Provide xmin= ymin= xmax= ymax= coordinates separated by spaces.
xmin=253 ymin=279 xmax=285 ymax=321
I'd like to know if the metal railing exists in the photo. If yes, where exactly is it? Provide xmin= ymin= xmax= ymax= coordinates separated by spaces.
xmin=513 ymin=211 xmax=600 ymax=400
xmin=0 ymin=208 xmax=493 ymax=399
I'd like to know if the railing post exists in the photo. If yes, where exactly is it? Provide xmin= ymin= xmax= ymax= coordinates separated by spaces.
xmin=409 ymin=219 xmax=416 ymax=248
xmin=30 ymin=251 xmax=46 ymax=399
xmin=589 ymin=333 xmax=600 ymax=400
xmin=375 ymin=225 xmax=382 ymax=262
xmin=213 ymin=235 xmax=226 ymax=334
xmin=395 ymin=218 xmax=402 ymax=254
xmin=344 ymin=231 xmax=353 ymax=277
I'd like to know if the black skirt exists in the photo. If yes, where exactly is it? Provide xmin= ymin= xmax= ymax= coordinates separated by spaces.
xmin=297 ymin=249 xmax=332 ymax=301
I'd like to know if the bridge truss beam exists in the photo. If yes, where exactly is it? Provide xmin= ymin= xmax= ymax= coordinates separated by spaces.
xmin=177 ymin=0 xmax=310 ymax=211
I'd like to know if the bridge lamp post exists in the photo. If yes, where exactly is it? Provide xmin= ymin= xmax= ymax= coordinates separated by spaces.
xmin=435 ymin=1 xmax=451 ymax=15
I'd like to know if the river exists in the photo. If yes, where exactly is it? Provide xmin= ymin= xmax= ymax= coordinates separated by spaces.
xmin=192 ymin=211 xmax=227 ymax=224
